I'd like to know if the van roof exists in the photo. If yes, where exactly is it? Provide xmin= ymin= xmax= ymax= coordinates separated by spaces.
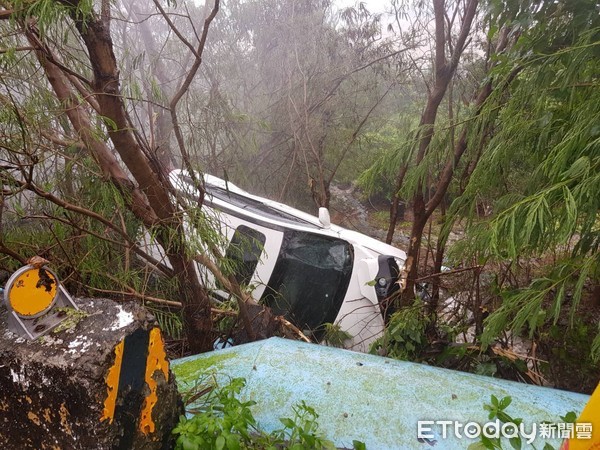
xmin=169 ymin=169 xmax=406 ymax=260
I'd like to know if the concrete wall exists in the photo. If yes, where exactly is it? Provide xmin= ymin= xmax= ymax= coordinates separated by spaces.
xmin=0 ymin=298 xmax=182 ymax=449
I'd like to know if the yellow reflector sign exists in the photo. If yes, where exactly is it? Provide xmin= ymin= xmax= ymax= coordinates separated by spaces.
xmin=8 ymin=267 xmax=57 ymax=317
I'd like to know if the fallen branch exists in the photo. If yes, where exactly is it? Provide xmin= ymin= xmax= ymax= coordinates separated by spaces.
xmin=276 ymin=317 xmax=311 ymax=343
xmin=80 ymin=284 xmax=236 ymax=316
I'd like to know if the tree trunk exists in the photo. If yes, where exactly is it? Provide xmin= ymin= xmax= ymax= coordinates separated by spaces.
xmin=401 ymin=193 xmax=428 ymax=306
xmin=386 ymin=165 xmax=408 ymax=244
xmin=31 ymin=9 xmax=216 ymax=352
xmin=176 ymin=263 xmax=214 ymax=353
xmin=397 ymin=0 xmax=481 ymax=305
xmin=430 ymin=201 xmax=449 ymax=310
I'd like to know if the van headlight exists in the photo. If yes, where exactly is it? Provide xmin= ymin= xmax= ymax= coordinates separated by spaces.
xmin=374 ymin=255 xmax=400 ymax=302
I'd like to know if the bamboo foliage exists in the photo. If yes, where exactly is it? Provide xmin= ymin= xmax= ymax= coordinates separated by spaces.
xmin=451 ymin=1 xmax=600 ymax=358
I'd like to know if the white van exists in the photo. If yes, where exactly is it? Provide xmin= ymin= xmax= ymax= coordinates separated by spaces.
xmin=166 ymin=170 xmax=406 ymax=352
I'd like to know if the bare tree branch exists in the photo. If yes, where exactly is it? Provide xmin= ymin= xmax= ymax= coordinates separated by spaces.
xmin=150 ymin=0 xmax=199 ymax=58
xmin=0 ymin=46 xmax=36 ymax=53
xmin=169 ymin=0 xmax=220 ymax=174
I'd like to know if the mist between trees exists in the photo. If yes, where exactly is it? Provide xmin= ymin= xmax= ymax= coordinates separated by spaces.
xmin=0 ymin=0 xmax=598 ymax=391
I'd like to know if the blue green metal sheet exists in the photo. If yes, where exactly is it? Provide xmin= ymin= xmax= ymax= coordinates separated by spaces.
xmin=172 ymin=338 xmax=590 ymax=449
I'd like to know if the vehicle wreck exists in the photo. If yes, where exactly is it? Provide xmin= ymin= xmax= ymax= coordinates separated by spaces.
xmin=145 ymin=170 xmax=407 ymax=351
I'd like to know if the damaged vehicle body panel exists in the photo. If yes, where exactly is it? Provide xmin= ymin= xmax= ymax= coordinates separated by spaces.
xmin=147 ymin=170 xmax=406 ymax=351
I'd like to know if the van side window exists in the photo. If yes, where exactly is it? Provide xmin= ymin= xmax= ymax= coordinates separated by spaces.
xmin=224 ymin=225 xmax=266 ymax=286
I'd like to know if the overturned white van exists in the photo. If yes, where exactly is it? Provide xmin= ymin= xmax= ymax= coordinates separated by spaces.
xmin=164 ymin=170 xmax=406 ymax=351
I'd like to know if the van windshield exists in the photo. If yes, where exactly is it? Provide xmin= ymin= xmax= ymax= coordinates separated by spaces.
xmin=260 ymin=231 xmax=353 ymax=337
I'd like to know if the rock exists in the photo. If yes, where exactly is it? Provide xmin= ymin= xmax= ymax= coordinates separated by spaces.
xmin=0 ymin=298 xmax=182 ymax=449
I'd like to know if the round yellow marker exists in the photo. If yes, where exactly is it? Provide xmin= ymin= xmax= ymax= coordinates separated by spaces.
xmin=6 ymin=266 xmax=57 ymax=318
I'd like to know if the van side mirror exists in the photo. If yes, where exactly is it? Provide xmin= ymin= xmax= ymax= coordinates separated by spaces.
xmin=318 ymin=207 xmax=331 ymax=228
